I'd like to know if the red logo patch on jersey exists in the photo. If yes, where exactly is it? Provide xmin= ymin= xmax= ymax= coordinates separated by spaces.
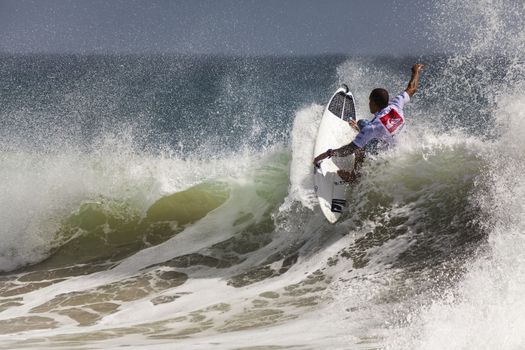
xmin=379 ymin=108 xmax=404 ymax=134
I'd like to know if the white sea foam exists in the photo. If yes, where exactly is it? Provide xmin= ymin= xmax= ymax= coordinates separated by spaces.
xmin=382 ymin=0 xmax=525 ymax=348
xmin=283 ymin=103 xmax=323 ymax=211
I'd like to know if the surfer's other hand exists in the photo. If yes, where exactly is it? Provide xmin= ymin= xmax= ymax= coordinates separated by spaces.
xmin=349 ymin=120 xmax=359 ymax=131
xmin=313 ymin=154 xmax=325 ymax=166
xmin=313 ymin=150 xmax=333 ymax=166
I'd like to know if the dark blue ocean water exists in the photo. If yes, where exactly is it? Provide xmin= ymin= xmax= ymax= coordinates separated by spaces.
xmin=0 ymin=55 xmax=347 ymax=153
xmin=1 ymin=54 xmax=509 ymax=156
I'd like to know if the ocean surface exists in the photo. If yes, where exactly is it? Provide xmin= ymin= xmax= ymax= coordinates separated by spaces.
xmin=1 ymin=1 xmax=524 ymax=349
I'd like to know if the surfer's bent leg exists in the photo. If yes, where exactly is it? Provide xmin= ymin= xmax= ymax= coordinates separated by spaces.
xmin=334 ymin=143 xmax=364 ymax=183
xmin=337 ymin=169 xmax=360 ymax=183
xmin=352 ymin=148 xmax=366 ymax=175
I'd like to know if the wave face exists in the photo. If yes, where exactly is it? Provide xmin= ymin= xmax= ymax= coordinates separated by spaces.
xmin=0 ymin=2 xmax=524 ymax=348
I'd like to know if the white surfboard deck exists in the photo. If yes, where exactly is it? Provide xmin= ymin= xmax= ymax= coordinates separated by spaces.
xmin=313 ymin=86 xmax=357 ymax=223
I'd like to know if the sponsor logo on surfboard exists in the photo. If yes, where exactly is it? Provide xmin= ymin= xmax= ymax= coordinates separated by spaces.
xmin=331 ymin=199 xmax=347 ymax=213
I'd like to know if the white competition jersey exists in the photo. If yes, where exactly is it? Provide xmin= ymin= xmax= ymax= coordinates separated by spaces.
xmin=352 ymin=91 xmax=410 ymax=148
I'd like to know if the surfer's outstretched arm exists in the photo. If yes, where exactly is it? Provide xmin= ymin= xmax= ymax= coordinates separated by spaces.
xmin=313 ymin=141 xmax=360 ymax=166
xmin=405 ymin=63 xmax=424 ymax=97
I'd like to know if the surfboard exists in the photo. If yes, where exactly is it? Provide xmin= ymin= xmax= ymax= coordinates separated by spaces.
xmin=313 ymin=85 xmax=357 ymax=223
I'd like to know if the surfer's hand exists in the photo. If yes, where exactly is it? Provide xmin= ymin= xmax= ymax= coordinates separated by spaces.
xmin=349 ymin=120 xmax=359 ymax=131
xmin=406 ymin=64 xmax=424 ymax=97
xmin=313 ymin=150 xmax=333 ymax=166
xmin=313 ymin=154 xmax=326 ymax=166
xmin=412 ymin=63 xmax=424 ymax=73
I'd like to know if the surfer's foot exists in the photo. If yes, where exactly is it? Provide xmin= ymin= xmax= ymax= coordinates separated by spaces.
xmin=337 ymin=169 xmax=360 ymax=183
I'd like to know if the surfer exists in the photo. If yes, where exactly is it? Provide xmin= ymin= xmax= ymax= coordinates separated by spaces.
xmin=314 ymin=63 xmax=424 ymax=183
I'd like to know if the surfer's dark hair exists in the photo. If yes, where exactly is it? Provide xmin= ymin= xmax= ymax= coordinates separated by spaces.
xmin=370 ymin=88 xmax=389 ymax=109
